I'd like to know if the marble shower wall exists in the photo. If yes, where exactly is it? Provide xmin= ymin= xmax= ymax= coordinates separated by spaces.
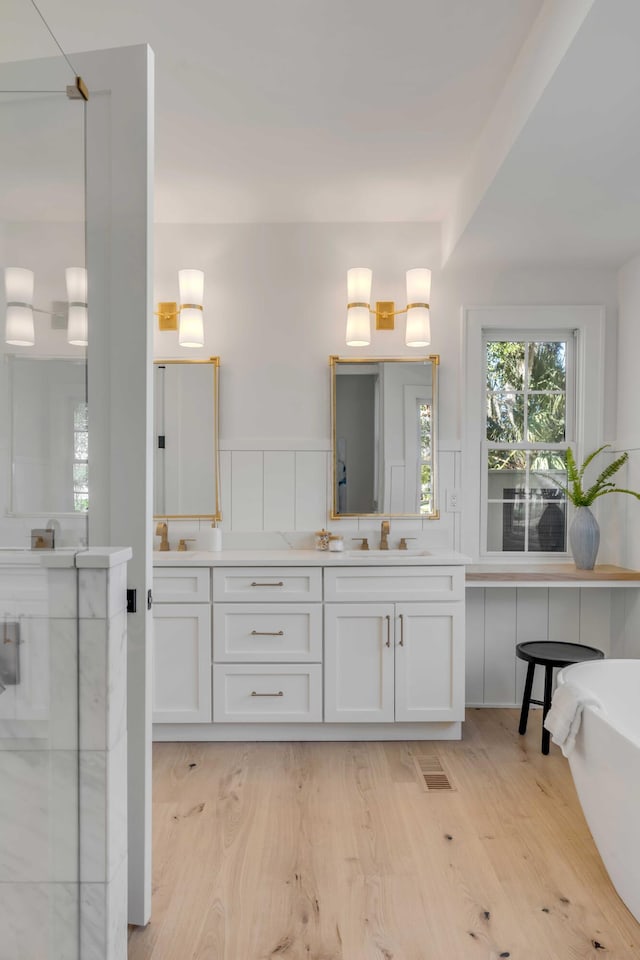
xmin=0 ymin=548 xmax=130 ymax=960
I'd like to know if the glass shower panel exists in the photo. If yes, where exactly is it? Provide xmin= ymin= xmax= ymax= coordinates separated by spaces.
xmin=0 ymin=15 xmax=87 ymax=958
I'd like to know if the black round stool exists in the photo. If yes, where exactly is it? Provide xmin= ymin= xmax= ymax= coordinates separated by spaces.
xmin=516 ymin=641 xmax=605 ymax=755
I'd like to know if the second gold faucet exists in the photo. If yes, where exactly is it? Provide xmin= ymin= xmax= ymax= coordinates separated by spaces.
xmin=379 ymin=520 xmax=390 ymax=550
xmin=155 ymin=521 xmax=170 ymax=551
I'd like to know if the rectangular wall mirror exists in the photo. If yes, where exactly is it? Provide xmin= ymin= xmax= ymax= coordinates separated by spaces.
xmin=153 ymin=358 xmax=221 ymax=519
xmin=330 ymin=355 xmax=439 ymax=519
xmin=8 ymin=355 xmax=88 ymax=516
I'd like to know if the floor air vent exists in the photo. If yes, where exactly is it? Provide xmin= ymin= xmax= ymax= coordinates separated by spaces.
xmin=411 ymin=748 xmax=455 ymax=792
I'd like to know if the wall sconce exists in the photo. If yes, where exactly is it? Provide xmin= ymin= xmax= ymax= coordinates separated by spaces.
xmin=156 ymin=269 xmax=205 ymax=348
xmin=65 ymin=267 xmax=88 ymax=346
xmin=346 ymin=267 xmax=431 ymax=348
xmin=5 ymin=267 xmax=35 ymax=346
xmin=4 ymin=266 xmax=88 ymax=347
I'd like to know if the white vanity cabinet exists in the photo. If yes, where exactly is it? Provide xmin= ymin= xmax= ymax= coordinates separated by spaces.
xmin=152 ymin=553 xmax=467 ymax=740
xmin=152 ymin=567 xmax=212 ymax=723
xmin=212 ymin=567 xmax=323 ymax=723
xmin=324 ymin=602 xmax=464 ymax=723
xmin=323 ymin=567 xmax=464 ymax=723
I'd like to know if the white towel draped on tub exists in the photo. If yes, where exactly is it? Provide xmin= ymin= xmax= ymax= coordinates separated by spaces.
xmin=544 ymin=683 xmax=601 ymax=758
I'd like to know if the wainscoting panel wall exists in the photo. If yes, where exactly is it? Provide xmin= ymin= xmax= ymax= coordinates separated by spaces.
xmin=173 ymin=450 xmax=460 ymax=547
xmin=466 ymin=587 xmax=621 ymax=706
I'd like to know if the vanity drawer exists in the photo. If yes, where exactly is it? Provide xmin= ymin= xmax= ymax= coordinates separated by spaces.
xmin=212 ymin=568 xmax=322 ymax=603
xmin=323 ymin=566 xmax=464 ymax=603
xmin=213 ymin=664 xmax=322 ymax=722
xmin=153 ymin=567 xmax=210 ymax=603
xmin=213 ymin=604 xmax=322 ymax=662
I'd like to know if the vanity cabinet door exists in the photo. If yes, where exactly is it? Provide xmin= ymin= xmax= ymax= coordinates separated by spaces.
xmin=152 ymin=604 xmax=212 ymax=723
xmin=324 ymin=603 xmax=395 ymax=722
xmin=394 ymin=603 xmax=464 ymax=722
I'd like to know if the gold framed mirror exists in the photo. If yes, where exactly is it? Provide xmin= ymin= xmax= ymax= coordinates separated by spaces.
xmin=330 ymin=355 xmax=439 ymax=519
xmin=153 ymin=357 xmax=221 ymax=520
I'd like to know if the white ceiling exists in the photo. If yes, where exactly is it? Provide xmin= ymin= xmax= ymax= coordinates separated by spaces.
xmin=1 ymin=0 xmax=543 ymax=224
xmin=446 ymin=0 xmax=640 ymax=266
xmin=5 ymin=0 xmax=640 ymax=269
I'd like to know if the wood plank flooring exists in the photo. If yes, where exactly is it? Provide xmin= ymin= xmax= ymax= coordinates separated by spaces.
xmin=128 ymin=710 xmax=640 ymax=959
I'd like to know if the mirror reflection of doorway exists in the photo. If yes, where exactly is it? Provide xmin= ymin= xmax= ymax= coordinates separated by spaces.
xmin=335 ymin=372 xmax=377 ymax=514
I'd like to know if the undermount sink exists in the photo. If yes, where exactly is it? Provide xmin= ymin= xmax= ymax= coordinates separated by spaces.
xmin=345 ymin=549 xmax=431 ymax=558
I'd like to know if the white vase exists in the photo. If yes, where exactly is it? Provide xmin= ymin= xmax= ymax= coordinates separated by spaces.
xmin=569 ymin=506 xmax=600 ymax=569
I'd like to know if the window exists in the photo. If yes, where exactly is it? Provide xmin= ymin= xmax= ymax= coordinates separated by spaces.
xmin=73 ymin=401 xmax=89 ymax=512
xmin=418 ymin=400 xmax=432 ymax=514
xmin=463 ymin=306 xmax=604 ymax=562
xmin=483 ymin=332 xmax=574 ymax=554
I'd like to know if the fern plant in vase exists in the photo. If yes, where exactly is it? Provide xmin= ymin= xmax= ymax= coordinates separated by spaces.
xmin=546 ymin=445 xmax=640 ymax=569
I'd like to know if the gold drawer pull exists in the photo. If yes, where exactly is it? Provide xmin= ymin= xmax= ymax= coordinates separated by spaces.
xmin=251 ymin=690 xmax=284 ymax=697
xmin=250 ymin=630 xmax=284 ymax=636
xmin=250 ymin=581 xmax=284 ymax=587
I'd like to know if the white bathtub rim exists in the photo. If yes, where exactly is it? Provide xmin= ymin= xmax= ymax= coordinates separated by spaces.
xmin=558 ymin=660 xmax=640 ymax=750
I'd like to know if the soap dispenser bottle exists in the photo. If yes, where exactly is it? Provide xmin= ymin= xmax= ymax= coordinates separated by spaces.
xmin=207 ymin=521 xmax=222 ymax=552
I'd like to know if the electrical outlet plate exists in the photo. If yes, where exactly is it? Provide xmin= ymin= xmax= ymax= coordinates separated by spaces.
xmin=446 ymin=488 xmax=461 ymax=513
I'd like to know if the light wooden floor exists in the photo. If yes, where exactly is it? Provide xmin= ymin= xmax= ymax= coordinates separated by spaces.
xmin=128 ymin=710 xmax=640 ymax=960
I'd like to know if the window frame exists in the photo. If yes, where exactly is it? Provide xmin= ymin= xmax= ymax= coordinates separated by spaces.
xmin=462 ymin=306 xmax=605 ymax=562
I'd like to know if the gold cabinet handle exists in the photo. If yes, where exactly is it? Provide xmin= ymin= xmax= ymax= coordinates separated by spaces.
xmin=385 ymin=614 xmax=391 ymax=647
xmin=250 ymin=581 xmax=284 ymax=587
xmin=251 ymin=690 xmax=284 ymax=697
xmin=399 ymin=613 xmax=404 ymax=646
xmin=250 ymin=630 xmax=284 ymax=636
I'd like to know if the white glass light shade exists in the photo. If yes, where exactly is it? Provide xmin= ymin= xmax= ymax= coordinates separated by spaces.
xmin=178 ymin=269 xmax=204 ymax=348
xmin=405 ymin=268 xmax=431 ymax=304
xmin=178 ymin=307 xmax=205 ymax=348
xmin=346 ymin=305 xmax=371 ymax=346
xmin=405 ymin=306 xmax=431 ymax=347
xmin=405 ymin=268 xmax=431 ymax=347
xmin=346 ymin=267 xmax=372 ymax=346
xmin=5 ymin=267 xmax=35 ymax=346
xmin=65 ymin=267 xmax=88 ymax=345
xmin=347 ymin=267 xmax=372 ymax=303
xmin=178 ymin=268 xmax=204 ymax=306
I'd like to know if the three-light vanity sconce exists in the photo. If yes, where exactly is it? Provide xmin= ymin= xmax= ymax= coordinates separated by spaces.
xmin=346 ymin=267 xmax=431 ymax=347
xmin=156 ymin=269 xmax=205 ymax=348
xmin=4 ymin=266 xmax=88 ymax=347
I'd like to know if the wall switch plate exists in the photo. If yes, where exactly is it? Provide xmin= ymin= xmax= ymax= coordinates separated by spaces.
xmin=446 ymin=488 xmax=461 ymax=513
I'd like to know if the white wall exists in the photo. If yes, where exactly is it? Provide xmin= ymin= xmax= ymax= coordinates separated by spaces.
xmin=611 ymin=252 xmax=640 ymax=656
xmin=153 ymin=222 xmax=618 ymax=555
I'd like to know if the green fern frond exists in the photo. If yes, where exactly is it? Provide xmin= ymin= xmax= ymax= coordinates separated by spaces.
xmin=565 ymin=447 xmax=580 ymax=485
xmin=578 ymin=444 xmax=610 ymax=480
xmin=594 ymin=452 xmax=629 ymax=487
xmin=592 ymin=487 xmax=640 ymax=501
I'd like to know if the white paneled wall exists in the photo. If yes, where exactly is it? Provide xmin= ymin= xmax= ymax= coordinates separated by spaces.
xmin=466 ymin=586 xmax=623 ymax=706
xmin=155 ymin=449 xmax=461 ymax=551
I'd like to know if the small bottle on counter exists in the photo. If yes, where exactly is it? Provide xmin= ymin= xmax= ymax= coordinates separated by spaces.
xmin=207 ymin=521 xmax=222 ymax=552
xmin=328 ymin=535 xmax=344 ymax=552
xmin=315 ymin=528 xmax=331 ymax=551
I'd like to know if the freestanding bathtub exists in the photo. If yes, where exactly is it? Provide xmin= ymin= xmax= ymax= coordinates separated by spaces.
xmin=557 ymin=659 xmax=640 ymax=922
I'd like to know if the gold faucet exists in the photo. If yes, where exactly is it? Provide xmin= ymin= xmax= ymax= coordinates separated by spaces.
xmin=380 ymin=520 xmax=390 ymax=550
xmin=155 ymin=521 xmax=170 ymax=552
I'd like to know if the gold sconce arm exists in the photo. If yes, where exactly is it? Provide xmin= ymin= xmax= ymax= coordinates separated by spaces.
xmin=373 ymin=301 xmax=430 ymax=330
xmin=155 ymin=301 xmax=204 ymax=332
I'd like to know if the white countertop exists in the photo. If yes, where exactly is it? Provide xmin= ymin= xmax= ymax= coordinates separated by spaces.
xmin=153 ymin=548 xmax=470 ymax=567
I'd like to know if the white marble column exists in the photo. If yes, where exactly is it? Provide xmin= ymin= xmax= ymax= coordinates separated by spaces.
xmin=77 ymin=548 xmax=131 ymax=960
